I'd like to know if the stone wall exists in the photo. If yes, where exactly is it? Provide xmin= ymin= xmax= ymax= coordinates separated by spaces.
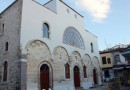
xmin=0 ymin=0 xmax=23 ymax=90
xmin=26 ymin=40 xmax=52 ymax=89
xmin=53 ymin=46 xmax=69 ymax=81
xmin=0 ymin=0 xmax=102 ymax=90
xmin=25 ymin=40 xmax=102 ymax=90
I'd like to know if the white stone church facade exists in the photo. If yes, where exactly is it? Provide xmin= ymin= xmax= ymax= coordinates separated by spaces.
xmin=0 ymin=0 xmax=102 ymax=90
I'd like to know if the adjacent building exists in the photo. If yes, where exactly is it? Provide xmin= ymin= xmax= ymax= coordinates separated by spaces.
xmin=100 ymin=51 xmax=114 ymax=82
xmin=100 ymin=44 xmax=130 ymax=86
xmin=0 ymin=0 xmax=102 ymax=90
xmin=121 ymin=46 xmax=130 ymax=86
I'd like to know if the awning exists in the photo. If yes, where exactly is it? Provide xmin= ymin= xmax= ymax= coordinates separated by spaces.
xmin=121 ymin=51 xmax=130 ymax=55
xmin=126 ymin=66 xmax=130 ymax=69
xmin=113 ymin=64 xmax=125 ymax=70
xmin=113 ymin=67 xmax=124 ymax=70
xmin=125 ymin=65 xmax=130 ymax=69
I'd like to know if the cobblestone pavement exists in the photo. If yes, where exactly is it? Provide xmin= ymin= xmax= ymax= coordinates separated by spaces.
xmin=87 ymin=83 xmax=130 ymax=90
xmin=76 ymin=83 xmax=130 ymax=90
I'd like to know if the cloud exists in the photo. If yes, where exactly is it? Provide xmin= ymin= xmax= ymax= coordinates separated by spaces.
xmin=77 ymin=0 xmax=111 ymax=21
xmin=64 ymin=0 xmax=111 ymax=22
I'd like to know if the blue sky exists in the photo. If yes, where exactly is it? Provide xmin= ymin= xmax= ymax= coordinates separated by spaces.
xmin=0 ymin=0 xmax=130 ymax=50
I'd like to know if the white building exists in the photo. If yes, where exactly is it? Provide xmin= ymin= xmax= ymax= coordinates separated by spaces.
xmin=0 ymin=0 xmax=102 ymax=90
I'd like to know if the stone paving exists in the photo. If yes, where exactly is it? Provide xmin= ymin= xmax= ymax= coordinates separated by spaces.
xmin=87 ymin=83 xmax=130 ymax=90
xmin=75 ymin=85 xmax=108 ymax=90
xmin=75 ymin=83 xmax=130 ymax=90
xmin=87 ymin=85 xmax=107 ymax=90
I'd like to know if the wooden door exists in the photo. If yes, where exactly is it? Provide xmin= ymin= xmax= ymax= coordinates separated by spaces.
xmin=40 ymin=64 xmax=49 ymax=90
xmin=93 ymin=69 xmax=97 ymax=84
xmin=74 ymin=66 xmax=80 ymax=87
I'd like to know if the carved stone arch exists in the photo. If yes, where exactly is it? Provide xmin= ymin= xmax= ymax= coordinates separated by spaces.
xmin=53 ymin=46 xmax=69 ymax=63
xmin=26 ymin=40 xmax=50 ymax=50
xmin=70 ymin=51 xmax=82 ymax=62
xmin=83 ymin=54 xmax=93 ymax=77
xmin=73 ymin=63 xmax=81 ymax=69
xmin=82 ymin=54 xmax=91 ymax=66
xmin=38 ymin=61 xmax=53 ymax=90
xmin=92 ymin=56 xmax=100 ymax=68
xmin=26 ymin=40 xmax=51 ymax=61
xmin=82 ymin=63 xmax=87 ymax=67
xmin=25 ymin=40 xmax=52 ymax=90
xmin=92 ymin=56 xmax=101 ymax=75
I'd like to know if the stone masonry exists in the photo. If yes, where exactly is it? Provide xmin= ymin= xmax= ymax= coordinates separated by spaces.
xmin=0 ymin=0 xmax=23 ymax=90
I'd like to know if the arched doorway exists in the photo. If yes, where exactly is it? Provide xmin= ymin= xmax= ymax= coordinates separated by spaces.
xmin=40 ymin=64 xmax=49 ymax=90
xmin=74 ymin=66 xmax=80 ymax=87
xmin=93 ymin=69 xmax=98 ymax=84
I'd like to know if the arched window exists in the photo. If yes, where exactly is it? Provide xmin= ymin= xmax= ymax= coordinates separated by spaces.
xmin=2 ymin=23 xmax=4 ymax=33
xmin=83 ymin=65 xmax=87 ymax=78
xmin=5 ymin=42 xmax=9 ymax=51
xmin=3 ymin=61 xmax=8 ymax=81
xmin=65 ymin=63 xmax=70 ymax=79
xmin=63 ymin=27 xmax=85 ymax=49
xmin=43 ymin=23 xmax=49 ymax=38
xmin=91 ymin=43 xmax=94 ymax=53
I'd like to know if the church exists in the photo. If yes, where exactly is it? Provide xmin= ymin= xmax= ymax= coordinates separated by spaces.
xmin=0 ymin=0 xmax=102 ymax=90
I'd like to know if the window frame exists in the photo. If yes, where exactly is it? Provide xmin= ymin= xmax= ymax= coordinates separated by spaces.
xmin=102 ymin=57 xmax=107 ymax=64
xmin=63 ymin=27 xmax=85 ymax=49
xmin=43 ymin=23 xmax=50 ymax=39
xmin=91 ymin=42 xmax=94 ymax=53
xmin=65 ymin=63 xmax=70 ymax=79
xmin=107 ymin=58 xmax=111 ymax=64
xmin=2 ymin=61 xmax=8 ymax=82
xmin=114 ymin=55 xmax=120 ymax=63
xmin=83 ymin=65 xmax=87 ymax=78
xmin=5 ymin=42 xmax=9 ymax=52
xmin=2 ymin=23 xmax=4 ymax=33
xmin=0 ymin=23 xmax=4 ymax=36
